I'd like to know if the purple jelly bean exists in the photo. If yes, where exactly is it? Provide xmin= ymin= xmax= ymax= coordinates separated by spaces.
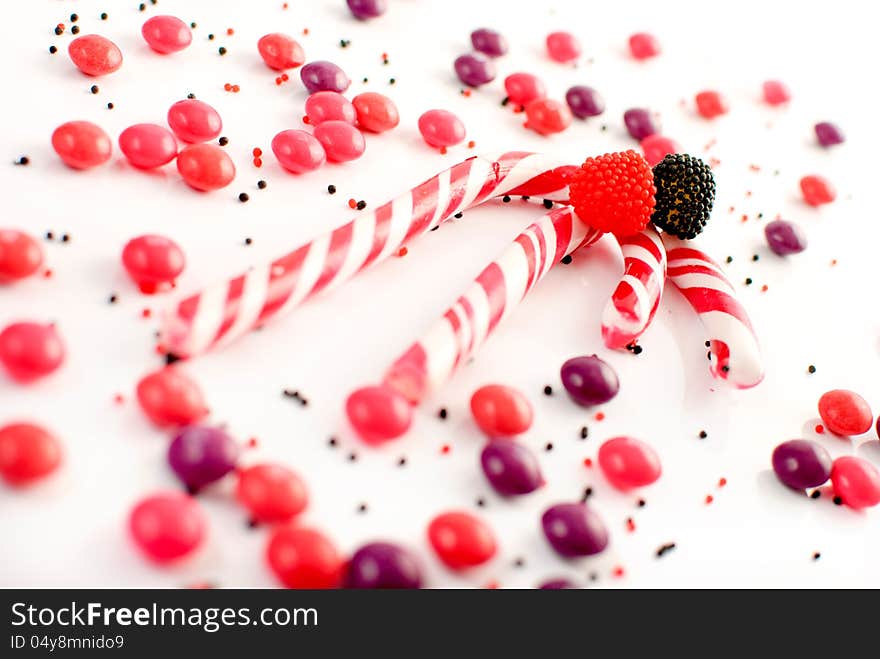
xmin=541 ymin=503 xmax=609 ymax=557
xmin=764 ymin=219 xmax=807 ymax=256
xmin=772 ymin=439 xmax=832 ymax=490
xmin=454 ymin=53 xmax=496 ymax=87
xmin=480 ymin=441 xmax=544 ymax=496
xmin=815 ymin=122 xmax=844 ymax=147
xmin=344 ymin=542 xmax=423 ymax=589
xmin=300 ymin=61 xmax=350 ymax=94
xmin=470 ymin=28 xmax=508 ymax=57
xmin=565 ymin=85 xmax=605 ymax=118
xmin=560 ymin=355 xmax=619 ymax=407
xmin=168 ymin=425 xmax=239 ymax=492
xmin=539 ymin=578 xmax=577 ymax=589
xmin=346 ymin=0 xmax=387 ymax=20
xmin=623 ymin=108 xmax=657 ymax=140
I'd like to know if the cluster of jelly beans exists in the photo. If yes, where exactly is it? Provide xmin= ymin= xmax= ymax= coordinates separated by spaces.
xmin=771 ymin=389 xmax=880 ymax=509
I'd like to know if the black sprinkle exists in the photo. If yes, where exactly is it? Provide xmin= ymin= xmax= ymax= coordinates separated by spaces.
xmin=388 ymin=78 xmax=396 ymax=85
xmin=139 ymin=3 xmax=146 ymax=11
xmin=833 ymin=496 xmax=842 ymax=506
xmin=757 ymin=212 xmax=764 ymax=219
xmin=545 ymin=442 xmax=553 ymax=452
xmin=339 ymin=39 xmax=351 ymax=48
xmin=430 ymin=226 xmax=439 ymax=231
xmin=752 ymin=254 xmax=760 ymax=262
xmin=656 ymin=542 xmax=677 ymax=558
xmin=698 ymin=430 xmax=708 ymax=439
xmin=397 ymin=457 xmax=407 ymax=467
xmin=70 ymin=13 xmax=79 ymax=22
xmin=71 ymin=25 xmax=80 ymax=35
xmin=521 ymin=195 xmax=530 ymax=201
xmin=705 ymin=340 xmax=711 ymax=347
xmin=348 ymin=452 xmax=357 ymax=462
xmin=60 ymin=234 xmax=70 ymax=243
xmin=208 ymin=34 xmax=214 ymax=40
xmin=327 ymin=437 xmax=338 ymax=447
xmin=218 ymin=136 xmax=228 ymax=146
xmin=357 ymin=503 xmax=368 ymax=513
xmin=726 ymin=256 xmax=733 ymax=263
xmin=637 ymin=498 xmax=646 ymax=508
xmin=15 ymin=156 xmax=29 ymax=166
xmin=187 ymin=93 xmax=196 ymax=99
xmin=600 ymin=124 xmax=608 ymax=132
xmin=257 ymin=180 xmax=267 ymax=190
xmin=437 ymin=408 xmax=447 ymax=420
xmin=807 ymin=365 xmax=816 ymax=374
xmin=356 ymin=200 xmax=367 ymax=210
xmin=45 ymin=231 xmax=54 ymax=240
xmin=810 ymin=490 xmax=821 ymax=499
xmin=501 ymin=97 xmax=510 ymax=106
xmin=579 ymin=426 xmax=588 ymax=439
xmin=543 ymin=199 xmax=554 ymax=209
xmin=164 ymin=352 xmax=183 ymax=365
xmin=561 ymin=254 xmax=573 ymax=265
xmin=812 ymin=552 xmax=821 ymax=561
xmin=49 ymin=45 xmax=57 ymax=54
xmin=513 ymin=558 xmax=525 ymax=568
xmin=239 ymin=192 xmax=249 ymax=203
xmin=247 ymin=518 xmax=259 ymax=529
xmin=362 ymin=77 xmax=368 ymax=83
xmin=101 ymin=13 xmax=108 ymax=20
xmin=744 ymin=277 xmax=753 ymax=286
xmin=721 ymin=365 xmax=730 ymax=373
xmin=54 ymin=26 xmax=63 ymax=35
xmin=107 ymin=102 xmax=114 ymax=109
xmin=244 ymin=237 xmax=252 ymax=245
xmin=108 ymin=294 xmax=118 ymax=304
xmin=453 ymin=212 xmax=463 ymax=219
xmin=218 ymin=47 xmax=227 ymax=55
xmin=632 ymin=345 xmax=643 ymax=355
xmin=502 ymin=195 xmax=511 ymax=203
xmin=589 ymin=572 xmax=598 ymax=582
xmin=543 ymin=385 xmax=553 ymax=396
xmin=581 ymin=487 xmax=593 ymax=501
xmin=327 ymin=184 xmax=337 ymax=194
xmin=476 ymin=498 xmax=486 ymax=507
xmin=90 ymin=85 xmax=99 ymax=94
xmin=191 ymin=22 xmax=197 ymax=29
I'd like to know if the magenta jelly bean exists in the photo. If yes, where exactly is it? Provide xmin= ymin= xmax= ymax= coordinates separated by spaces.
xmin=641 ymin=134 xmax=679 ymax=166
xmin=764 ymin=220 xmax=807 ymax=256
xmin=167 ymin=99 xmax=222 ymax=143
xmin=471 ymin=28 xmax=508 ymax=57
xmin=0 ymin=322 xmax=66 ymax=384
xmin=300 ymin=61 xmax=350 ymax=94
xmin=347 ymin=0 xmax=387 ymax=20
xmin=539 ymin=578 xmax=576 ymax=589
xmin=168 ymin=425 xmax=240 ymax=493
xmin=541 ymin=503 xmax=608 ymax=557
xmin=68 ymin=34 xmax=122 ymax=76
xmin=313 ymin=121 xmax=365 ymax=162
xmin=629 ymin=32 xmax=660 ymax=60
xmin=624 ymin=108 xmax=657 ymax=140
xmin=818 ymin=389 xmax=873 ymax=436
xmin=52 ymin=121 xmax=112 ymax=170
xmin=480 ymin=441 xmax=543 ymax=496
xmin=762 ymin=80 xmax=790 ymax=106
xmin=560 ymin=355 xmax=619 ymax=406
xmin=815 ymin=122 xmax=845 ymax=147
xmin=271 ymin=129 xmax=326 ymax=174
xmin=771 ymin=439 xmax=832 ymax=490
xmin=454 ymin=53 xmax=496 ymax=87
xmin=418 ymin=109 xmax=465 ymax=148
xmin=504 ymin=73 xmax=546 ymax=106
xmin=344 ymin=542 xmax=423 ymax=589
xmin=119 ymin=124 xmax=177 ymax=169
xmin=141 ymin=15 xmax=192 ymax=54
xmin=597 ymin=436 xmax=661 ymax=491
xmin=524 ymin=98 xmax=572 ymax=135
xmin=257 ymin=33 xmax=305 ymax=71
xmin=546 ymin=31 xmax=580 ymax=63
xmin=352 ymin=92 xmax=399 ymax=133
xmin=305 ymin=91 xmax=356 ymax=125
xmin=565 ymin=86 xmax=604 ymax=118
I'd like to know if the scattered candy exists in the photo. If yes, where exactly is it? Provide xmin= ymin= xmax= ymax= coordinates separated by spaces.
xmin=541 ymin=503 xmax=609 ymax=557
xmin=51 ymin=121 xmax=112 ymax=170
xmin=0 ymin=230 xmax=43 ymax=283
xmin=257 ymin=33 xmax=305 ymax=71
xmin=480 ymin=441 xmax=544 ymax=496
xmin=168 ymin=425 xmax=240 ymax=492
xmin=818 ymin=389 xmax=873 ymax=436
xmin=629 ymin=32 xmax=660 ymax=60
xmin=167 ymin=99 xmax=223 ymax=143
xmin=266 ymin=525 xmax=343 ymax=588
xmin=565 ymin=85 xmax=605 ymax=118
xmin=560 ymin=355 xmax=620 ymax=407
xmin=762 ymin=80 xmax=791 ymax=105
xmin=504 ymin=73 xmax=547 ymax=106
xmin=300 ymin=61 xmax=350 ymax=94
xmin=546 ymin=31 xmax=581 ymax=63
xmin=141 ymin=15 xmax=192 ymax=54
xmin=640 ymin=134 xmax=679 ymax=167
xmin=352 ymin=92 xmax=399 ymax=133
xmin=136 ymin=367 xmax=209 ymax=427
xmin=417 ymin=109 xmax=466 ymax=147
xmin=623 ymin=108 xmax=657 ymax=140
xmin=764 ymin=219 xmax=807 ymax=256
xmin=313 ymin=121 xmax=366 ymax=162
xmin=347 ymin=0 xmax=387 ymax=20
xmin=454 ymin=53 xmax=496 ymax=87
xmin=346 ymin=385 xmax=413 ymax=444
xmin=470 ymin=384 xmax=533 ymax=438
xmin=176 ymin=144 xmax=236 ymax=191
xmin=695 ymin=90 xmax=728 ymax=119
xmin=118 ymin=124 xmax=178 ymax=169
xmin=523 ymin=98 xmax=572 ymax=135
xmin=344 ymin=542 xmax=423 ymax=589
xmin=539 ymin=578 xmax=576 ymax=589
xmin=597 ymin=436 xmax=662 ymax=490
xmin=129 ymin=491 xmax=207 ymax=563
xmin=815 ymin=122 xmax=844 ymax=147
xmin=799 ymin=175 xmax=836 ymax=206
xmin=235 ymin=463 xmax=308 ymax=524
xmin=305 ymin=91 xmax=357 ymax=125
xmin=427 ymin=511 xmax=497 ymax=569
xmin=470 ymin=28 xmax=508 ymax=57
xmin=271 ymin=129 xmax=326 ymax=173
xmin=122 ymin=234 xmax=185 ymax=294
xmin=68 ymin=34 xmax=122 ymax=76
xmin=771 ymin=439 xmax=832 ymax=490
xmin=0 ymin=423 xmax=62 ymax=487
xmin=0 ymin=322 xmax=66 ymax=383
xmin=830 ymin=456 xmax=880 ymax=510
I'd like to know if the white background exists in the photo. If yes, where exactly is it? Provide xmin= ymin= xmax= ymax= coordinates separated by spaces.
xmin=1 ymin=0 xmax=878 ymax=588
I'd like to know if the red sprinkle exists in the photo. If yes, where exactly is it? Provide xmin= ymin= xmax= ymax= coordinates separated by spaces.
xmin=113 ymin=393 xmax=125 ymax=405
xmin=397 ymin=247 xmax=408 ymax=257
xmin=467 ymin=140 xmax=476 ymax=148
xmin=141 ymin=308 xmax=152 ymax=318
xmin=348 ymin=198 xmax=357 ymax=209
xmin=253 ymin=148 xmax=263 ymax=157
xmin=253 ymin=158 xmax=262 ymax=168
xmin=718 ymin=477 xmax=727 ymax=487
xmin=440 ymin=444 xmax=451 ymax=455
xmin=815 ymin=424 xmax=825 ymax=434
xmin=247 ymin=437 xmax=259 ymax=448
xmin=583 ymin=458 xmax=593 ymax=468
xmin=705 ymin=494 xmax=714 ymax=504
xmin=612 ymin=566 xmax=625 ymax=578
xmin=226 ymin=28 xmax=234 ymax=36
xmin=626 ymin=518 xmax=636 ymax=532
xmin=594 ymin=412 xmax=605 ymax=421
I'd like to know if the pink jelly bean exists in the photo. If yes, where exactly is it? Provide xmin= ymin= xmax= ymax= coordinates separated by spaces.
xmin=504 ymin=73 xmax=547 ymax=106
xmin=628 ymin=33 xmax=660 ymax=60
xmin=167 ymin=99 xmax=222 ymax=143
xmin=313 ymin=121 xmax=365 ymax=162
xmin=762 ymin=80 xmax=791 ymax=106
xmin=51 ymin=121 xmax=112 ymax=170
xmin=257 ymin=33 xmax=305 ymax=71
xmin=640 ymin=134 xmax=679 ymax=166
xmin=352 ymin=92 xmax=399 ymax=133
xmin=417 ymin=109 xmax=465 ymax=148
xmin=271 ymin=129 xmax=326 ymax=173
xmin=524 ymin=98 xmax=572 ymax=135
xmin=141 ymin=15 xmax=192 ymax=54
xmin=305 ymin=91 xmax=357 ymax=125
xmin=68 ymin=34 xmax=123 ymax=76
xmin=597 ymin=436 xmax=661 ymax=491
xmin=119 ymin=124 xmax=178 ymax=169
xmin=546 ymin=31 xmax=581 ymax=63
xmin=176 ymin=144 xmax=235 ymax=191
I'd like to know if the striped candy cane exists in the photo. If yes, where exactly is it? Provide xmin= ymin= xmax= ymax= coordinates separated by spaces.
xmin=601 ymin=225 xmax=666 ymax=349
xmin=662 ymin=235 xmax=764 ymax=388
xmin=161 ymin=152 xmax=579 ymax=358
xmin=382 ymin=206 xmax=604 ymax=404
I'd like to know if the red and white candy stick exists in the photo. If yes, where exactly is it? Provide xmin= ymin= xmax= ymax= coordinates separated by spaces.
xmin=601 ymin=225 xmax=666 ymax=349
xmin=160 ymin=152 xmax=578 ymax=357
xmin=382 ymin=206 xmax=604 ymax=404
xmin=662 ymin=235 xmax=764 ymax=388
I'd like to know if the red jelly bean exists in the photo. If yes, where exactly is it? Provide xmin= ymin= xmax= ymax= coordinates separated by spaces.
xmin=418 ymin=109 xmax=466 ymax=148
xmin=136 ymin=367 xmax=208 ymax=427
xmin=546 ymin=31 xmax=581 ymax=63
xmin=266 ymin=525 xmax=343 ymax=588
xmin=346 ymin=385 xmax=413 ymax=445
xmin=831 ymin=456 xmax=880 ymax=510
xmin=0 ymin=423 xmax=62 ymax=487
xmin=818 ymin=389 xmax=873 ymax=436
xmin=0 ymin=230 xmax=43 ymax=283
xmin=51 ymin=121 xmax=112 ymax=170
xmin=68 ymin=34 xmax=123 ymax=76
xmin=176 ymin=144 xmax=235 ymax=191
xmin=129 ymin=492 xmax=207 ymax=563
xmin=695 ymin=90 xmax=728 ymax=119
xmin=629 ymin=32 xmax=660 ymax=60
xmin=257 ymin=33 xmax=305 ymax=71
xmin=524 ymin=98 xmax=572 ymax=135
xmin=305 ymin=91 xmax=356 ymax=125
xmin=271 ymin=129 xmax=326 ymax=174
xmin=122 ymin=234 xmax=185 ymax=293
xmin=352 ymin=92 xmax=399 ymax=133
xmin=762 ymin=80 xmax=791 ymax=105
xmin=504 ymin=72 xmax=547 ymax=106
xmin=313 ymin=121 xmax=365 ymax=162
xmin=141 ymin=15 xmax=192 ymax=54
xmin=470 ymin=384 xmax=534 ymax=438
xmin=428 ymin=511 xmax=497 ymax=570
xmin=0 ymin=322 xmax=65 ymax=384
xmin=641 ymin=134 xmax=679 ymax=167
xmin=167 ymin=99 xmax=223 ymax=144
xmin=800 ymin=175 xmax=836 ymax=207
xmin=118 ymin=123 xmax=178 ymax=169
xmin=236 ymin=463 xmax=308 ymax=524
xmin=597 ymin=436 xmax=661 ymax=491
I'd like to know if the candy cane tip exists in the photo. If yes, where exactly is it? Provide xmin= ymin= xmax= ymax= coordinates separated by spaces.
xmin=346 ymin=384 xmax=414 ymax=445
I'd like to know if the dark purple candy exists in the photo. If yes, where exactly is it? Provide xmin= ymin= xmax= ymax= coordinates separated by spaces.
xmin=539 ymin=578 xmax=577 ymax=589
xmin=623 ymin=108 xmax=657 ymax=140
xmin=560 ymin=355 xmax=619 ymax=407
xmin=168 ymin=425 xmax=239 ymax=492
xmin=814 ymin=122 xmax=844 ymax=147
xmin=300 ymin=61 xmax=350 ymax=94
xmin=346 ymin=0 xmax=387 ymax=20
xmin=454 ymin=53 xmax=496 ymax=87
xmin=480 ymin=441 xmax=544 ymax=496
xmin=541 ymin=503 xmax=609 ymax=557
xmin=565 ymin=86 xmax=605 ymax=118
xmin=772 ymin=439 xmax=832 ymax=490
xmin=344 ymin=542 xmax=423 ymax=589
xmin=764 ymin=219 xmax=807 ymax=256
xmin=470 ymin=28 xmax=508 ymax=57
